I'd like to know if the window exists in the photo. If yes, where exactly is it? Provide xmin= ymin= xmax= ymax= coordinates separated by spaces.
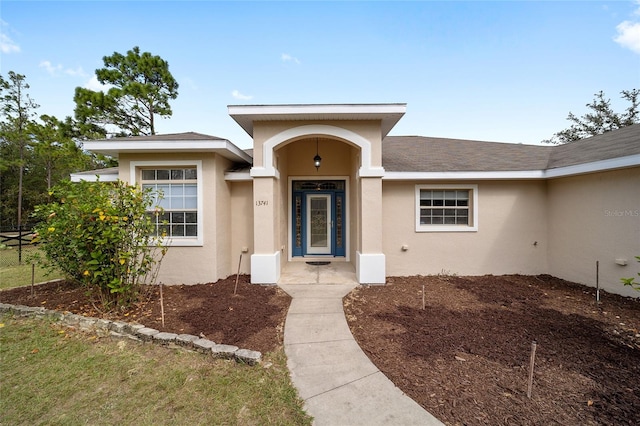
xmin=133 ymin=161 xmax=203 ymax=246
xmin=142 ymin=168 xmax=197 ymax=238
xmin=416 ymin=185 xmax=478 ymax=232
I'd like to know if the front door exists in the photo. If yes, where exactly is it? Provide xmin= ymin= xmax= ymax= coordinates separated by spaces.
xmin=306 ymin=194 xmax=331 ymax=254
xmin=292 ymin=180 xmax=346 ymax=257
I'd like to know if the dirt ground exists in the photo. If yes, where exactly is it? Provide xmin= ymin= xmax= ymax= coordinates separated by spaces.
xmin=344 ymin=274 xmax=640 ymax=426
xmin=0 ymin=275 xmax=289 ymax=354
xmin=3 ymin=274 xmax=640 ymax=425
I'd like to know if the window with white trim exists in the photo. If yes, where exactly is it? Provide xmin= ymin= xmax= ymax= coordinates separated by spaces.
xmin=142 ymin=168 xmax=198 ymax=238
xmin=416 ymin=184 xmax=478 ymax=232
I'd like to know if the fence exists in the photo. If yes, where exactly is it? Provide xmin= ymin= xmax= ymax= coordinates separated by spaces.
xmin=0 ymin=225 xmax=37 ymax=267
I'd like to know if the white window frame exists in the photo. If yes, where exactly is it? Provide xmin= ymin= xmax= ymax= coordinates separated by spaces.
xmin=131 ymin=160 xmax=204 ymax=246
xmin=415 ymin=184 xmax=478 ymax=232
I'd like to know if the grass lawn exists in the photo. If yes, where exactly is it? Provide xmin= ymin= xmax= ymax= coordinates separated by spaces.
xmin=0 ymin=316 xmax=312 ymax=425
xmin=0 ymin=246 xmax=62 ymax=290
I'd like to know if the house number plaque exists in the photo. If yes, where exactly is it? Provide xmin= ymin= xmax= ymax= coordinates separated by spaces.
xmin=255 ymin=200 xmax=269 ymax=206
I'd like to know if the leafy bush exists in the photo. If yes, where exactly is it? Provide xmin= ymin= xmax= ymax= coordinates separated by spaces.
xmin=621 ymin=256 xmax=640 ymax=291
xmin=32 ymin=179 xmax=166 ymax=309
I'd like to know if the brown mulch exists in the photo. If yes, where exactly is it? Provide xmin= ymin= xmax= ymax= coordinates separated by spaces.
xmin=0 ymin=275 xmax=290 ymax=354
xmin=344 ymin=274 xmax=640 ymax=426
xmin=3 ymin=273 xmax=640 ymax=424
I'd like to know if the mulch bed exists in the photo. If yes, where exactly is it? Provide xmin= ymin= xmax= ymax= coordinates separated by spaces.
xmin=344 ymin=274 xmax=640 ymax=426
xmin=0 ymin=275 xmax=290 ymax=354
xmin=3 ymin=273 xmax=640 ymax=424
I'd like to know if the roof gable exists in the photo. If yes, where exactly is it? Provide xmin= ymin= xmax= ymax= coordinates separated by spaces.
xmin=228 ymin=103 xmax=406 ymax=138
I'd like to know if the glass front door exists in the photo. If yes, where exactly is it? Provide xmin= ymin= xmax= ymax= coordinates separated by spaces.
xmin=306 ymin=194 xmax=331 ymax=254
xmin=292 ymin=180 xmax=346 ymax=258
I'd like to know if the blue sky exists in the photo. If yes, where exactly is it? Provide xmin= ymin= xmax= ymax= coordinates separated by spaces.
xmin=1 ymin=1 xmax=639 ymax=149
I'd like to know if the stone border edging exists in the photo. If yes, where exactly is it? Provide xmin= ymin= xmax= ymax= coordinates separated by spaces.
xmin=0 ymin=302 xmax=262 ymax=365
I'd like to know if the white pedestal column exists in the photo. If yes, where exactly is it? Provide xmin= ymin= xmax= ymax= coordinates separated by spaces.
xmin=357 ymin=176 xmax=386 ymax=284
xmin=251 ymin=251 xmax=281 ymax=284
xmin=356 ymin=252 xmax=386 ymax=284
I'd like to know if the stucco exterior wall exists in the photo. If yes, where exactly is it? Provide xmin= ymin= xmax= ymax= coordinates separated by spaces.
xmin=230 ymin=181 xmax=254 ymax=275
xmin=547 ymin=167 xmax=640 ymax=297
xmin=350 ymin=149 xmax=361 ymax=259
xmin=277 ymin=145 xmax=289 ymax=267
xmin=250 ymin=119 xmax=386 ymax=282
xmin=360 ymin=178 xmax=384 ymax=253
xmin=282 ymin=138 xmax=354 ymax=176
xmin=383 ymin=180 xmax=549 ymax=276
xmin=215 ymin=156 xmax=233 ymax=280
xmin=119 ymin=152 xmax=232 ymax=284
xmin=252 ymin=120 xmax=383 ymax=168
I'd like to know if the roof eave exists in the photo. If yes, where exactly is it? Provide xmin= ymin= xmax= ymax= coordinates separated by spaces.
xmin=82 ymin=139 xmax=253 ymax=163
xmin=383 ymin=154 xmax=640 ymax=180
xmin=228 ymin=103 xmax=407 ymax=138
xmin=383 ymin=170 xmax=547 ymax=180
xmin=224 ymin=171 xmax=252 ymax=182
xmin=70 ymin=173 xmax=119 ymax=183
xmin=544 ymin=153 xmax=640 ymax=178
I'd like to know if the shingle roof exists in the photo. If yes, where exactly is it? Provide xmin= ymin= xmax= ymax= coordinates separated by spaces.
xmin=96 ymin=132 xmax=228 ymax=142
xmin=546 ymin=124 xmax=640 ymax=169
xmin=382 ymin=124 xmax=640 ymax=172
xmin=81 ymin=126 xmax=640 ymax=176
xmin=382 ymin=136 xmax=552 ymax=172
xmin=70 ymin=167 xmax=119 ymax=176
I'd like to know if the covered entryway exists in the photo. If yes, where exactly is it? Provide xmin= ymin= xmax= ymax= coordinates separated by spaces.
xmin=228 ymin=103 xmax=406 ymax=285
xmin=292 ymin=180 xmax=346 ymax=258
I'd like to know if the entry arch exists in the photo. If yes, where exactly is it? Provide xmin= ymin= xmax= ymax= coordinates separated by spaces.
xmin=250 ymin=124 xmax=385 ymax=178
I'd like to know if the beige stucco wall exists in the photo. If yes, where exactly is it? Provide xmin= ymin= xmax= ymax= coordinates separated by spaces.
xmin=119 ymin=152 xmax=234 ymax=284
xmin=230 ymin=181 xmax=254 ymax=275
xmin=252 ymin=177 xmax=279 ymax=253
xmin=277 ymin=145 xmax=289 ymax=267
xmin=547 ymin=167 xmax=640 ymax=297
xmin=360 ymin=178 xmax=384 ymax=253
xmin=252 ymin=120 xmax=383 ymax=168
xmin=117 ymin=146 xmax=638 ymax=294
xmin=383 ymin=180 xmax=549 ymax=276
xmin=257 ymin=137 xmax=363 ymax=264
xmin=281 ymin=138 xmax=354 ymax=176
xmin=214 ymin=156 xmax=233 ymax=280
xmin=249 ymin=120 xmax=385 ymax=278
xmin=350 ymin=149 xmax=361 ymax=259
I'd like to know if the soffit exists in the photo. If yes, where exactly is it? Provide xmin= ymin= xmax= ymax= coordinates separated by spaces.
xmin=228 ymin=103 xmax=407 ymax=138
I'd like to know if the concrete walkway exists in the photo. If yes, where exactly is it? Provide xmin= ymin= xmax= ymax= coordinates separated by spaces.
xmin=279 ymin=263 xmax=443 ymax=425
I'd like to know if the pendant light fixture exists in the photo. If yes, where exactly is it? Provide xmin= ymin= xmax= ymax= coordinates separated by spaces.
xmin=313 ymin=138 xmax=322 ymax=171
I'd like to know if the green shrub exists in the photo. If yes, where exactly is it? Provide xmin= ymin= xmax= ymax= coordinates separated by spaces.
xmin=621 ymin=256 xmax=640 ymax=291
xmin=32 ymin=179 xmax=166 ymax=309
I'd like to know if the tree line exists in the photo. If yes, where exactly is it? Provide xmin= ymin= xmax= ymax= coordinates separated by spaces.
xmin=0 ymin=46 xmax=179 ymax=229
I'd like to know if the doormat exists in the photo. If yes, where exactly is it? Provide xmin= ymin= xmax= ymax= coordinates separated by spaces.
xmin=306 ymin=261 xmax=331 ymax=266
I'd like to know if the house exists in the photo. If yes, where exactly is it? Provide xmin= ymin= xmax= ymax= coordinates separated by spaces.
xmin=73 ymin=104 xmax=640 ymax=297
